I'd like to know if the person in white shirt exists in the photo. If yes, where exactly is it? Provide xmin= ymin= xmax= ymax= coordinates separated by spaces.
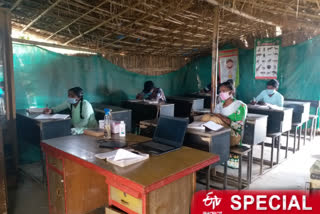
xmin=254 ymin=79 xmax=284 ymax=107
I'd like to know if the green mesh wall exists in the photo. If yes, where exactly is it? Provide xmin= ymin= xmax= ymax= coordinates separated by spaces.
xmin=13 ymin=36 xmax=320 ymax=113
xmin=13 ymin=44 xmax=212 ymax=109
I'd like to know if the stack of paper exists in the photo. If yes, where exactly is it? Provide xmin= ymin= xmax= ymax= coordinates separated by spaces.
xmin=188 ymin=121 xmax=224 ymax=131
xmin=95 ymin=149 xmax=149 ymax=167
xmin=188 ymin=121 xmax=206 ymax=130
xmin=35 ymin=114 xmax=70 ymax=120
xmin=28 ymin=108 xmax=45 ymax=114
xmin=203 ymin=121 xmax=224 ymax=131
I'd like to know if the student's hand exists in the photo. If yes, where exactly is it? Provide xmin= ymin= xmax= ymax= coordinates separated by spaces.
xmin=43 ymin=108 xmax=52 ymax=114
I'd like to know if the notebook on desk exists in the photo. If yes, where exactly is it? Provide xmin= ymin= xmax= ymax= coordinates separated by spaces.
xmin=131 ymin=116 xmax=188 ymax=155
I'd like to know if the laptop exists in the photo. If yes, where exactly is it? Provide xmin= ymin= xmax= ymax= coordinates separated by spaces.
xmin=131 ymin=116 xmax=188 ymax=155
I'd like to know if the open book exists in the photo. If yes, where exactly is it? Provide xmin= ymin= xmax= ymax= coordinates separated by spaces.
xmin=188 ymin=121 xmax=224 ymax=131
xmin=35 ymin=114 xmax=70 ymax=120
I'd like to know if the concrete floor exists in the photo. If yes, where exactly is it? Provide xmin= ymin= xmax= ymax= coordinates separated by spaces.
xmin=7 ymin=135 xmax=320 ymax=214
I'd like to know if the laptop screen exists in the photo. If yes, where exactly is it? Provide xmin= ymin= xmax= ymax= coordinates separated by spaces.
xmin=153 ymin=116 xmax=188 ymax=148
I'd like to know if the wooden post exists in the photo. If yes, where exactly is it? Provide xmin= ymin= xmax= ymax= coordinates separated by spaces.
xmin=0 ymin=8 xmax=18 ymax=196
xmin=211 ymin=6 xmax=220 ymax=113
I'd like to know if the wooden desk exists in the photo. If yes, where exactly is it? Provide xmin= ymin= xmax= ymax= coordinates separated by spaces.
xmin=186 ymin=93 xmax=212 ymax=109
xmin=41 ymin=134 xmax=219 ymax=214
xmin=243 ymin=113 xmax=268 ymax=146
xmin=92 ymin=103 xmax=132 ymax=132
xmin=16 ymin=110 xmax=71 ymax=183
xmin=123 ymin=100 xmax=174 ymax=129
xmin=167 ymin=96 xmax=204 ymax=118
xmin=247 ymin=105 xmax=293 ymax=134
xmin=16 ymin=110 xmax=71 ymax=145
xmin=284 ymin=101 xmax=310 ymax=124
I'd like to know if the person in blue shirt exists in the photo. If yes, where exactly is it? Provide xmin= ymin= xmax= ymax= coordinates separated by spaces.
xmin=254 ymin=79 xmax=284 ymax=107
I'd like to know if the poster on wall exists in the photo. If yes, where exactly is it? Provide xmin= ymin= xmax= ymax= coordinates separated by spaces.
xmin=218 ymin=49 xmax=239 ymax=85
xmin=254 ymin=38 xmax=281 ymax=79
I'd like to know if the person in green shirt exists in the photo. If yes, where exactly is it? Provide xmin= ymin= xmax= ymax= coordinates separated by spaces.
xmin=201 ymin=81 xmax=247 ymax=168
xmin=44 ymin=87 xmax=97 ymax=134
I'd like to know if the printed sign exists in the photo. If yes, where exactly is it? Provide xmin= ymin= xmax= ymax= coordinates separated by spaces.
xmin=219 ymin=49 xmax=239 ymax=84
xmin=254 ymin=38 xmax=281 ymax=79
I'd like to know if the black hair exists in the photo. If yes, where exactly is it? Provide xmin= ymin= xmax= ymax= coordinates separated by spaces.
xmin=226 ymin=79 xmax=234 ymax=85
xmin=68 ymin=87 xmax=84 ymax=119
xmin=267 ymin=79 xmax=279 ymax=88
xmin=226 ymin=59 xmax=234 ymax=63
xmin=143 ymin=81 xmax=154 ymax=93
xmin=220 ymin=80 xmax=235 ymax=91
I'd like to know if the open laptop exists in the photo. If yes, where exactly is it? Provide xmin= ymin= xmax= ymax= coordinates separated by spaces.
xmin=131 ymin=116 xmax=188 ymax=155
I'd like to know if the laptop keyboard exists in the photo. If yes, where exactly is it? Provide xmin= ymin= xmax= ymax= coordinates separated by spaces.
xmin=145 ymin=141 xmax=174 ymax=151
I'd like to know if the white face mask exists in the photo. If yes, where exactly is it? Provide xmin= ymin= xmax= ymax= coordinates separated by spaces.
xmin=67 ymin=98 xmax=78 ymax=104
xmin=266 ymin=89 xmax=275 ymax=95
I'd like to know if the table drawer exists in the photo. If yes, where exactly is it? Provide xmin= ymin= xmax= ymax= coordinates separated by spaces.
xmin=47 ymin=154 xmax=63 ymax=171
xmin=110 ymin=186 xmax=142 ymax=214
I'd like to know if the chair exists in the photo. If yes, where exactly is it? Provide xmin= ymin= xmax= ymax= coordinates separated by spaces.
xmin=309 ymin=106 xmax=319 ymax=141
xmin=230 ymin=145 xmax=251 ymax=190
xmin=291 ymin=122 xmax=303 ymax=152
xmin=206 ymin=132 xmax=230 ymax=190
xmin=266 ymin=132 xmax=282 ymax=168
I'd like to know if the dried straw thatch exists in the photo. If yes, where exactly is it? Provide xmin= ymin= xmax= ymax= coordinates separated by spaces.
xmin=1 ymin=0 xmax=319 ymax=58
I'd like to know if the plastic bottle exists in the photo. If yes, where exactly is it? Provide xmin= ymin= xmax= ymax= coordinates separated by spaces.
xmin=104 ymin=108 xmax=112 ymax=139
xmin=119 ymin=121 xmax=126 ymax=137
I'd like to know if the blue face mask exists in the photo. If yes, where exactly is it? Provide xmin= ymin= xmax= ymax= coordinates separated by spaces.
xmin=67 ymin=98 xmax=78 ymax=104
xmin=0 ymin=88 xmax=4 ymax=98
xmin=266 ymin=89 xmax=275 ymax=95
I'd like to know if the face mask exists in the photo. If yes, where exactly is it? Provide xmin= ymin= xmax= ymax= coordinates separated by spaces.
xmin=266 ymin=89 xmax=275 ymax=95
xmin=0 ymin=88 xmax=4 ymax=98
xmin=220 ymin=91 xmax=232 ymax=101
xmin=67 ymin=98 xmax=78 ymax=104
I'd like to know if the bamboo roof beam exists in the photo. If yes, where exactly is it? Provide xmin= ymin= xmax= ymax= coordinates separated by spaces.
xmin=205 ymin=0 xmax=279 ymax=26
xmin=21 ymin=0 xmax=63 ymax=33
xmin=10 ymin=0 xmax=23 ymax=11
xmin=45 ymin=0 xmax=110 ymax=40
xmin=99 ymin=1 xmax=193 ymax=50
xmin=63 ymin=1 xmax=142 ymax=45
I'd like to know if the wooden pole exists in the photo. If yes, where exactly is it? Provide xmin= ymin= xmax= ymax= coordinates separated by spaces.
xmin=211 ymin=6 xmax=219 ymax=113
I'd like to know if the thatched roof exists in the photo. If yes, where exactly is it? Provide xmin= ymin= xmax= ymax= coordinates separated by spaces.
xmin=1 ymin=0 xmax=320 ymax=57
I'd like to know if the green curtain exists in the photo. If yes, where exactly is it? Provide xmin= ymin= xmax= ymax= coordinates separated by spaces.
xmin=13 ymin=44 xmax=212 ymax=109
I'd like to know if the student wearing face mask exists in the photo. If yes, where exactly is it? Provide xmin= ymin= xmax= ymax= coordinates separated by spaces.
xmin=254 ymin=79 xmax=284 ymax=107
xmin=44 ymin=87 xmax=97 ymax=134
xmin=201 ymin=81 xmax=247 ymax=147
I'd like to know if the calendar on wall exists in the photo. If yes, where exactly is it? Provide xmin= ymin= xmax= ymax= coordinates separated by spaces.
xmin=254 ymin=38 xmax=281 ymax=79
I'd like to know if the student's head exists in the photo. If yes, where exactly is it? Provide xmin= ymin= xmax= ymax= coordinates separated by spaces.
xmin=143 ymin=81 xmax=154 ymax=93
xmin=68 ymin=87 xmax=84 ymax=103
xmin=226 ymin=59 xmax=234 ymax=69
xmin=266 ymin=79 xmax=279 ymax=95
xmin=219 ymin=81 xmax=234 ymax=101
xmin=68 ymin=87 xmax=84 ymax=119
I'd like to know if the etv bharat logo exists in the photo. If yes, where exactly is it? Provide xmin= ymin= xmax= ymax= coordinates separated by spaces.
xmin=202 ymin=192 xmax=223 ymax=214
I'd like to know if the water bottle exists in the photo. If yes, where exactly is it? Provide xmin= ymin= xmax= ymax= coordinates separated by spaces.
xmin=119 ymin=121 xmax=126 ymax=137
xmin=104 ymin=108 xmax=112 ymax=139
